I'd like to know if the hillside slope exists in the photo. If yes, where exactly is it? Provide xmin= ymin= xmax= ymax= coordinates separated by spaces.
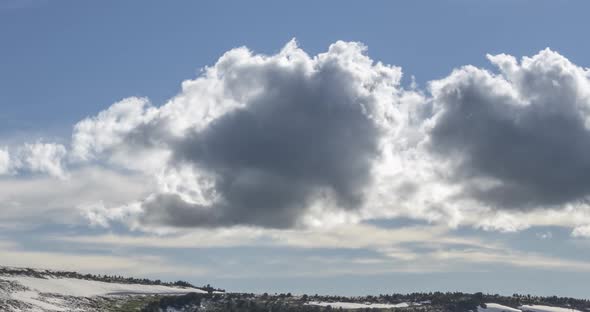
xmin=0 ymin=266 xmax=205 ymax=311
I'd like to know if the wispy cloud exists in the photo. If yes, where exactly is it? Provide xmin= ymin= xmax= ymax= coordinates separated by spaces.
xmin=51 ymin=223 xmax=590 ymax=274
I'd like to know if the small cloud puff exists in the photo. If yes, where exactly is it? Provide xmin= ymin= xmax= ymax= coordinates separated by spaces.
xmin=0 ymin=143 xmax=68 ymax=179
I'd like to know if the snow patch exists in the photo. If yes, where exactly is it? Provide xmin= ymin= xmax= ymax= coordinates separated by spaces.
xmin=479 ymin=303 xmax=522 ymax=312
xmin=307 ymin=301 xmax=412 ymax=309
xmin=10 ymin=290 xmax=67 ymax=311
xmin=520 ymin=305 xmax=581 ymax=312
xmin=478 ymin=303 xmax=581 ymax=312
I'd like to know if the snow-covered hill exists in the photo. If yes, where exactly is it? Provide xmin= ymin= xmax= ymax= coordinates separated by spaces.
xmin=2 ymin=266 xmax=587 ymax=312
xmin=0 ymin=266 xmax=205 ymax=311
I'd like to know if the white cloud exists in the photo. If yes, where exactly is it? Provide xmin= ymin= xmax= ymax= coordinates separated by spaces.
xmin=426 ymin=49 xmax=590 ymax=210
xmin=53 ymin=223 xmax=590 ymax=274
xmin=430 ymin=249 xmax=590 ymax=272
xmin=56 ymin=223 xmax=451 ymax=249
xmin=70 ymin=39 xmax=415 ymax=230
xmin=0 ymin=166 xmax=152 ymax=224
xmin=536 ymin=231 xmax=553 ymax=240
xmin=0 ymin=142 xmax=68 ymax=178
xmin=0 ymin=240 xmax=208 ymax=277
xmin=14 ymin=142 xmax=68 ymax=179
xmin=70 ymin=97 xmax=166 ymax=173
xmin=359 ymin=48 xmax=590 ymax=236
xmin=0 ymin=148 xmax=10 ymax=174
xmin=3 ymin=41 xmax=590 ymax=239
xmin=572 ymin=225 xmax=590 ymax=238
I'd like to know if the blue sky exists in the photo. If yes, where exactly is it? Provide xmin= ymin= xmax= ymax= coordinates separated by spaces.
xmin=3 ymin=0 xmax=589 ymax=136
xmin=2 ymin=0 xmax=590 ymax=298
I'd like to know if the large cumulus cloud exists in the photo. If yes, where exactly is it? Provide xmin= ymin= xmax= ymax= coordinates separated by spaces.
xmin=6 ymin=41 xmax=590 ymax=236
xmin=73 ymin=40 xmax=407 ymax=229
xmin=426 ymin=49 xmax=590 ymax=210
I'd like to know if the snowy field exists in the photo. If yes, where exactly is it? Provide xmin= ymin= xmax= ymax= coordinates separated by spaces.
xmin=479 ymin=303 xmax=526 ymax=312
xmin=306 ymin=301 xmax=412 ymax=309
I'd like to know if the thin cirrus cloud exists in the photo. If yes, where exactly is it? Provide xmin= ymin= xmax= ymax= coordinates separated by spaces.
xmin=3 ymin=40 xmax=590 ymax=236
